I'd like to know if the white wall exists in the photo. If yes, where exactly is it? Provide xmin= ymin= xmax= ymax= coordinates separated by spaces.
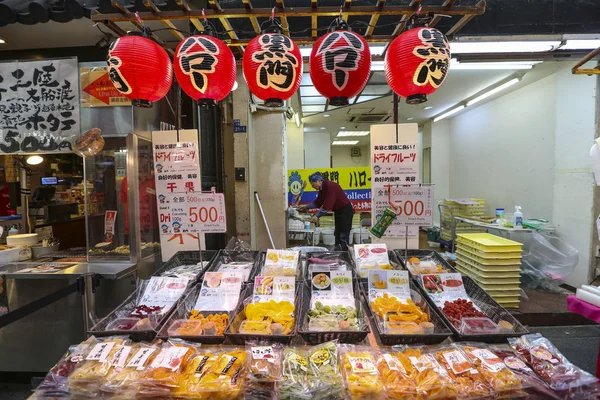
xmin=304 ymin=131 xmax=331 ymax=168
xmin=331 ymin=145 xmax=369 ymax=167
xmin=430 ymin=120 xmax=451 ymax=224
xmin=449 ymin=74 xmax=557 ymax=218
xmin=286 ymin=121 xmax=304 ymax=170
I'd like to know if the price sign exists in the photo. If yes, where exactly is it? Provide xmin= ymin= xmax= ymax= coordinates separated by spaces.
xmin=387 ymin=185 xmax=434 ymax=226
xmin=158 ymin=193 xmax=226 ymax=234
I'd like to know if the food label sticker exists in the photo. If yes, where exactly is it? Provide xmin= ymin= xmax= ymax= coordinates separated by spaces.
xmin=470 ymin=349 xmax=505 ymax=372
xmin=157 ymin=347 xmax=190 ymax=371
xmin=127 ymin=348 xmax=156 ymax=370
xmin=309 ymin=349 xmax=331 ymax=366
xmin=409 ymin=355 xmax=432 ymax=373
xmin=194 ymin=355 xmax=210 ymax=377
xmin=220 ymin=355 xmax=238 ymax=374
xmin=86 ymin=342 xmax=116 ymax=362
xmin=531 ymin=347 xmax=558 ymax=364
xmin=111 ymin=345 xmax=132 ymax=369
xmin=442 ymin=350 xmax=472 ymax=375
xmin=288 ymin=352 xmax=309 ymax=372
xmin=252 ymin=276 xmax=295 ymax=303
xmin=195 ymin=271 xmax=244 ymax=311
xmin=310 ymin=270 xmax=354 ymax=306
xmin=503 ymin=356 xmax=529 ymax=371
xmin=420 ymin=273 xmax=467 ymax=306
xmin=138 ymin=276 xmax=190 ymax=315
xmin=251 ymin=346 xmax=274 ymax=360
xmin=347 ymin=355 xmax=376 ymax=374
xmin=383 ymin=353 xmax=405 ymax=373
xmin=368 ymin=269 xmax=410 ymax=302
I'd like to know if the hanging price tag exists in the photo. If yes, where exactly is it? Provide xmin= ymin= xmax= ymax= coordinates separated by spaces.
xmin=386 ymin=185 xmax=435 ymax=226
xmin=158 ymin=193 xmax=227 ymax=234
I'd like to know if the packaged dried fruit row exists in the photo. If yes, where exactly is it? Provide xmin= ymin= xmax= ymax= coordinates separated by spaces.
xmin=508 ymin=334 xmax=599 ymax=393
xmin=245 ymin=341 xmax=284 ymax=400
xmin=99 ymin=341 xmax=160 ymax=397
xmin=68 ymin=336 xmax=130 ymax=397
xmin=172 ymin=349 xmax=219 ymax=399
xmin=453 ymin=343 xmax=526 ymax=397
xmin=376 ymin=350 xmax=419 ymax=400
xmin=394 ymin=346 xmax=459 ymax=400
xmin=307 ymin=341 xmax=345 ymax=400
xmin=182 ymin=347 xmax=248 ymax=400
xmin=241 ymin=297 xmax=296 ymax=335
xmin=137 ymin=339 xmax=199 ymax=398
xmin=280 ymin=347 xmax=311 ymax=400
xmin=35 ymin=337 xmax=97 ymax=398
xmin=489 ymin=344 xmax=562 ymax=400
xmin=338 ymin=345 xmax=385 ymax=400
xmin=429 ymin=344 xmax=491 ymax=399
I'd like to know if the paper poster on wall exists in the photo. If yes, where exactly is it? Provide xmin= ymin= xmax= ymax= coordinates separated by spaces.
xmin=287 ymin=167 xmax=372 ymax=212
xmin=80 ymin=66 xmax=131 ymax=107
xmin=0 ymin=58 xmax=80 ymax=154
xmin=158 ymin=193 xmax=227 ymax=234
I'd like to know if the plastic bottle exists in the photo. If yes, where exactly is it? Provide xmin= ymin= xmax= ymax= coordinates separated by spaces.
xmin=513 ymin=206 xmax=523 ymax=229
xmin=8 ymin=225 xmax=18 ymax=236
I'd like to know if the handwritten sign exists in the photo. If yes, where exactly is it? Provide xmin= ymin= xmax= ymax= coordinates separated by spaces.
xmin=0 ymin=58 xmax=79 ymax=154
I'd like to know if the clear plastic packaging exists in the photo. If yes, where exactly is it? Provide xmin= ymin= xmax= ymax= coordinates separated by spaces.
xmin=376 ymin=350 xmax=419 ymax=400
xmin=35 ymin=337 xmax=97 ymax=398
xmin=161 ymin=261 xmax=209 ymax=280
xmin=242 ymin=297 xmax=296 ymax=335
xmin=218 ymin=261 xmax=254 ymax=281
xmin=454 ymin=343 xmax=526 ymax=396
xmin=339 ymin=345 xmax=385 ymax=400
xmin=246 ymin=341 xmax=284 ymax=400
xmin=105 ymin=317 xmax=143 ymax=331
xmin=68 ymin=337 xmax=130 ymax=397
xmin=509 ymin=333 xmax=599 ymax=392
xmin=406 ymin=256 xmax=450 ymax=275
xmin=385 ymin=321 xmax=423 ymax=335
xmin=459 ymin=317 xmax=500 ymax=335
xmin=308 ymin=341 xmax=344 ymax=400
xmin=280 ymin=347 xmax=311 ymax=400
xmin=307 ymin=302 xmax=361 ymax=332
xmin=430 ymin=344 xmax=491 ymax=398
xmin=167 ymin=319 xmax=203 ymax=336
xmin=74 ymin=128 xmax=105 ymax=157
xmin=172 ymin=349 xmax=219 ymax=399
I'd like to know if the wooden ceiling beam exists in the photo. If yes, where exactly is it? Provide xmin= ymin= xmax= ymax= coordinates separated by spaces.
xmin=276 ymin=0 xmax=290 ymax=36
xmin=208 ymin=0 xmax=244 ymax=55
xmin=365 ymin=0 xmax=387 ymax=37
xmin=429 ymin=0 xmax=455 ymax=28
xmin=391 ymin=0 xmax=420 ymax=36
xmin=241 ymin=0 xmax=260 ymax=34
xmin=175 ymin=0 xmax=204 ymax=32
xmin=143 ymin=0 xmax=185 ymax=40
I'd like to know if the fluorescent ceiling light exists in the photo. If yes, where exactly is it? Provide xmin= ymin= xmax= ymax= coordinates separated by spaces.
xmin=371 ymin=61 xmax=385 ymax=71
xmin=451 ymin=41 xmax=560 ymax=54
xmin=433 ymin=105 xmax=465 ymax=122
xmin=0 ymin=39 xmax=5 ymax=44
xmin=337 ymin=131 xmax=369 ymax=137
xmin=300 ymin=47 xmax=312 ymax=57
xmin=423 ymin=106 xmax=433 ymax=110
xmin=302 ymin=105 xmax=324 ymax=112
xmin=370 ymin=45 xmax=385 ymax=56
xmin=561 ymin=39 xmax=600 ymax=50
xmin=360 ymin=85 xmax=390 ymax=96
xmin=450 ymin=60 xmax=541 ymax=70
xmin=26 ymin=155 xmax=44 ymax=165
xmin=300 ymin=87 xmax=320 ymax=96
xmin=320 ymin=127 xmax=326 ymax=130
xmin=323 ymin=114 xmax=330 ymax=117
xmin=340 ymin=126 xmax=346 ymax=129
xmin=332 ymin=140 xmax=359 ymax=145
xmin=301 ymin=73 xmax=313 ymax=86
xmin=407 ymin=117 xmax=414 ymax=121
xmin=302 ymin=97 xmax=326 ymax=105
xmin=467 ymin=78 xmax=520 ymax=107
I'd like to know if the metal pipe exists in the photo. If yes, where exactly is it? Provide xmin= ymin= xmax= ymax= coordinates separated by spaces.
xmin=572 ymin=46 xmax=600 ymax=74
xmin=254 ymin=191 xmax=275 ymax=248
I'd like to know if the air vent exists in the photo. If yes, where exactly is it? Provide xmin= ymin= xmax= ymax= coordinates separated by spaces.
xmin=349 ymin=114 xmax=388 ymax=123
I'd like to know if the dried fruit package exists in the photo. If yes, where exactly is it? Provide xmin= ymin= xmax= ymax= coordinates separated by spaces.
xmin=395 ymin=346 xmax=458 ymax=400
xmin=35 ymin=337 xmax=97 ymax=398
xmin=339 ymin=345 xmax=385 ymax=400
xmin=172 ymin=349 xmax=219 ymax=399
xmin=99 ymin=341 xmax=160 ymax=398
xmin=509 ymin=333 xmax=599 ymax=392
xmin=280 ymin=347 xmax=311 ymax=400
xmin=430 ymin=344 xmax=491 ymax=399
xmin=137 ymin=340 xmax=199 ymax=398
xmin=454 ymin=343 xmax=525 ymax=397
xmin=68 ymin=337 xmax=130 ymax=397
xmin=242 ymin=298 xmax=296 ymax=335
xmin=190 ymin=347 xmax=248 ymax=400
xmin=246 ymin=341 xmax=284 ymax=400
xmin=308 ymin=341 xmax=344 ymax=400
xmin=376 ymin=350 xmax=419 ymax=400
xmin=489 ymin=344 xmax=562 ymax=400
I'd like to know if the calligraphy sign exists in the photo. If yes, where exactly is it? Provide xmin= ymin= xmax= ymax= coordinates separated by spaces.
xmin=0 ymin=58 xmax=80 ymax=154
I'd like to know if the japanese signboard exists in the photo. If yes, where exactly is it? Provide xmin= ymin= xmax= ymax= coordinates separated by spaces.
xmin=80 ymin=66 xmax=131 ymax=107
xmin=0 ymin=58 xmax=80 ymax=154
xmin=375 ymin=185 xmax=434 ymax=226
xmin=158 ymin=193 xmax=227 ymax=234
xmin=153 ymin=142 xmax=201 ymax=197
xmin=372 ymin=143 xmax=419 ymax=185
xmin=287 ymin=166 xmax=371 ymax=212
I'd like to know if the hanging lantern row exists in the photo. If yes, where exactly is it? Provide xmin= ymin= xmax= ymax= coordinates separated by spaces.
xmin=106 ymin=13 xmax=450 ymax=108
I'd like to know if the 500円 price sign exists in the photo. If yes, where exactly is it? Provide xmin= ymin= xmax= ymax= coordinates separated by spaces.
xmin=158 ymin=193 xmax=226 ymax=234
xmin=386 ymin=185 xmax=435 ymax=227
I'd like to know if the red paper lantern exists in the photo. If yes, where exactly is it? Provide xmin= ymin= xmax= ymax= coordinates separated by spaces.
xmin=174 ymin=34 xmax=236 ymax=104
xmin=310 ymin=30 xmax=371 ymax=106
xmin=243 ymin=33 xmax=302 ymax=107
xmin=107 ymin=33 xmax=173 ymax=108
xmin=385 ymin=27 xmax=450 ymax=104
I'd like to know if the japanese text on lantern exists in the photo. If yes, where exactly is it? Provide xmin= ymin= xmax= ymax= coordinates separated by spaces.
xmin=177 ymin=36 xmax=219 ymax=94
xmin=252 ymin=34 xmax=299 ymax=92
xmin=317 ymin=31 xmax=363 ymax=90
xmin=0 ymin=59 xmax=80 ymax=154
xmin=413 ymin=28 xmax=450 ymax=88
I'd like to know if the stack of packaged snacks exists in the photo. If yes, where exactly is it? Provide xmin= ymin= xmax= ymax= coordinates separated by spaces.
xmin=454 ymin=343 xmax=526 ymax=398
xmin=172 ymin=349 xmax=219 ymax=399
xmin=280 ymin=347 xmax=311 ymax=400
xmin=307 ymin=341 xmax=345 ymax=400
xmin=339 ymin=345 xmax=385 ymax=400
xmin=245 ymin=342 xmax=284 ymax=400
xmin=509 ymin=334 xmax=600 ymax=398
xmin=431 ymin=344 xmax=491 ymax=398
xmin=376 ymin=350 xmax=419 ymax=400
xmin=68 ymin=337 xmax=130 ymax=397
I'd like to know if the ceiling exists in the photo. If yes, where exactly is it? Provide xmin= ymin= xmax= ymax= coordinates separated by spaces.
xmin=302 ymin=60 xmax=564 ymax=146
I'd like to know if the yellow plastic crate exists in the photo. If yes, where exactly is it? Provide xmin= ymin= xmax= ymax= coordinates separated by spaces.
xmin=457 ymin=233 xmax=523 ymax=252
xmin=456 ymin=249 xmax=522 ymax=266
xmin=456 ymin=243 xmax=522 ymax=259
xmin=456 ymin=257 xmax=521 ymax=278
xmin=456 ymin=266 xmax=521 ymax=286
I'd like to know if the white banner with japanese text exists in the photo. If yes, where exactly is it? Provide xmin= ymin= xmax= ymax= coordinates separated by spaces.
xmin=0 ymin=58 xmax=80 ymax=154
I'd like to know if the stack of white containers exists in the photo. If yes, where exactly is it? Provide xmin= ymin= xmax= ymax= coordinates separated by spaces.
xmin=455 ymin=233 xmax=523 ymax=309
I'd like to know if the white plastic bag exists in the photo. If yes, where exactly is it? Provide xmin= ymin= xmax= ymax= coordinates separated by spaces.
xmin=522 ymin=232 xmax=578 ymax=291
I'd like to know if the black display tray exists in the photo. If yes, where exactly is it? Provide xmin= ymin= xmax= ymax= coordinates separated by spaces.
xmin=153 ymin=250 xmax=218 ymax=282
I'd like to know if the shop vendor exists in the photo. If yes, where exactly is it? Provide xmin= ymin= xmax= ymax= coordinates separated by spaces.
xmin=298 ymin=172 xmax=354 ymax=248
